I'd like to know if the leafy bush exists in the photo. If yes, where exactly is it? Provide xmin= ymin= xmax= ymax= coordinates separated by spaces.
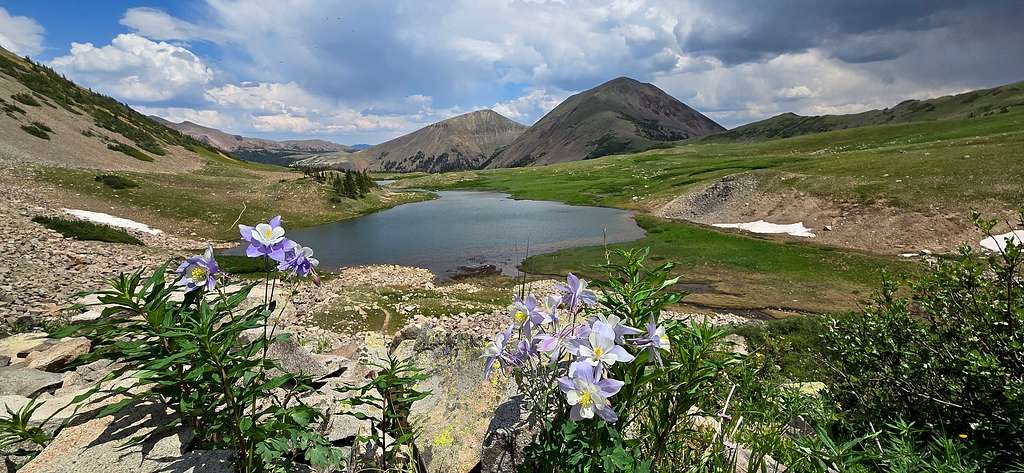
xmin=94 ymin=174 xmax=139 ymax=190
xmin=20 ymin=123 xmax=50 ymax=140
xmin=821 ymin=209 xmax=1024 ymax=469
xmin=11 ymin=92 xmax=40 ymax=106
xmin=32 ymin=216 xmax=143 ymax=245
xmin=107 ymin=142 xmax=153 ymax=162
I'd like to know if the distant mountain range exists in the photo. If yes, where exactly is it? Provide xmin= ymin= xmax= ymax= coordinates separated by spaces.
xmin=302 ymin=77 xmax=724 ymax=171
xmin=705 ymin=81 xmax=1024 ymax=143
xmin=150 ymin=117 xmax=359 ymax=166
xmin=485 ymin=77 xmax=724 ymax=168
xmin=301 ymin=109 xmax=527 ymax=172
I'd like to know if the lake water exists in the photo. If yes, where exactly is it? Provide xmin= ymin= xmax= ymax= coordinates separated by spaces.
xmin=259 ymin=190 xmax=645 ymax=278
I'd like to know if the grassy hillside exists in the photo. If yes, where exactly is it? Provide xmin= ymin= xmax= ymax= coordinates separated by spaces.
xmin=0 ymin=48 xmax=223 ymax=158
xmin=393 ymin=108 xmax=1024 ymax=312
xmin=706 ymin=80 xmax=1024 ymax=142
xmin=31 ymin=150 xmax=432 ymax=241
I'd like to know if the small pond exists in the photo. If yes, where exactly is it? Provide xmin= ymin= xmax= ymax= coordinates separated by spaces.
xmin=250 ymin=190 xmax=645 ymax=279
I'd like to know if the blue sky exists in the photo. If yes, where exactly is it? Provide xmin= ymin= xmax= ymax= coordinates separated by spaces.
xmin=1 ymin=1 xmax=1022 ymax=145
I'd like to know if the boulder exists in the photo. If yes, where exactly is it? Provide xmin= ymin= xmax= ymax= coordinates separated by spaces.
xmin=407 ymin=335 xmax=515 ymax=473
xmin=0 ymin=333 xmax=91 ymax=372
xmin=19 ymin=401 xmax=234 ymax=473
xmin=0 ymin=366 xmax=63 ymax=396
xmin=479 ymin=395 xmax=538 ymax=473
xmin=0 ymin=333 xmax=50 ymax=361
xmin=25 ymin=337 xmax=91 ymax=372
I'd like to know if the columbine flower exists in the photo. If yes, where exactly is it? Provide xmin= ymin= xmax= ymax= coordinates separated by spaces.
xmin=535 ymin=325 xmax=576 ymax=366
xmin=537 ymin=294 xmax=561 ymax=326
xmin=279 ymin=244 xmax=320 ymax=284
xmin=482 ymin=324 xmax=514 ymax=379
xmin=633 ymin=318 xmax=671 ymax=367
xmin=240 ymin=215 xmax=294 ymax=262
xmin=594 ymin=313 xmax=642 ymax=343
xmin=511 ymin=295 xmax=548 ymax=335
xmin=578 ymin=321 xmax=635 ymax=370
xmin=175 ymin=245 xmax=219 ymax=292
xmin=558 ymin=273 xmax=597 ymax=311
xmin=558 ymin=364 xmax=623 ymax=422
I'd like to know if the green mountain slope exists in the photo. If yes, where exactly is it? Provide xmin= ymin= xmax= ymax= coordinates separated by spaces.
xmin=706 ymin=80 xmax=1024 ymax=142
xmin=0 ymin=46 xmax=229 ymax=171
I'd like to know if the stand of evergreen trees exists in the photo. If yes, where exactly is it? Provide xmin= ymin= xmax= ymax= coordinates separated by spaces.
xmin=304 ymin=169 xmax=377 ymax=201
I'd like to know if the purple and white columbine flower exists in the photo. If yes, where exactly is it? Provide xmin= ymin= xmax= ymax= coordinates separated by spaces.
xmin=577 ymin=321 xmax=635 ymax=371
xmin=535 ymin=325 xmax=576 ymax=366
xmin=557 ymin=273 xmax=598 ymax=311
xmin=558 ymin=364 xmax=624 ymax=422
xmin=482 ymin=324 xmax=514 ymax=379
xmin=175 ymin=245 xmax=219 ymax=292
xmin=511 ymin=295 xmax=546 ymax=335
xmin=537 ymin=294 xmax=561 ymax=326
xmin=240 ymin=216 xmax=294 ymax=262
xmin=633 ymin=318 xmax=671 ymax=367
xmin=594 ymin=313 xmax=643 ymax=343
xmin=278 ymin=245 xmax=320 ymax=284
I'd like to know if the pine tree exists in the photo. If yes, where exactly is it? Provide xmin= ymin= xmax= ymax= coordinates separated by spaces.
xmin=343 ymin=171 xmax=358 ymax=199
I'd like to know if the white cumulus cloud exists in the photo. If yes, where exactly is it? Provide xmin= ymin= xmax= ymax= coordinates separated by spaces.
xmin=50 ymin=34 xmax=213 ymax=102
xmin=0 ymin=7 xmax=44 ymax=57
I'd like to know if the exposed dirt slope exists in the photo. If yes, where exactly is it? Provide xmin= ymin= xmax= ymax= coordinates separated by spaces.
xmin=655 ymin=171 xmax=982 ymax=254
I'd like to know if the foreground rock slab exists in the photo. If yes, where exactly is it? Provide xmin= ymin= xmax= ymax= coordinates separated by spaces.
xmin=405 ymin=334 xmax=515 ymax=473
xmin=20 ymin=402 xmax=233 ymax=473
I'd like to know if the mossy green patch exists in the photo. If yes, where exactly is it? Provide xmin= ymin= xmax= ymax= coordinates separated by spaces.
xmin=32 ymin=216 xmax=143 ymax=245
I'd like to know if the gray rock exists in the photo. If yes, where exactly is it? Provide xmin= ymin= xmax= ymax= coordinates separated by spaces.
xmin=480 ymin=395 xmax=537 ymax=473
xmin=0 ymin=366 xmax=64 ymax=396
xmin=19 ymin=401 xmax=234 ymax=473
xmin=407 ymin=335 xmax=515 ymax=473
xmin=25 ymin=337 xmax=91 ymax=372
xmin=239 ymin=329 xmax=330 ymax=379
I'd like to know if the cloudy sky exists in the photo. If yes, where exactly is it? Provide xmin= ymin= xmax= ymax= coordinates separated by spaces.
xmin=1 ymin=1 xmax=1022 ymax=144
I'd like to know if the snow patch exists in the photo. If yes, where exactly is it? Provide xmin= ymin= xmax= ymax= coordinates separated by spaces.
xmin=980 ymin=230 xmax=1024 ymax=252
xmin=63 ymin=209 xmax=163 ymax=235
xmin=712 ymin=220 xmax=815 ymax=238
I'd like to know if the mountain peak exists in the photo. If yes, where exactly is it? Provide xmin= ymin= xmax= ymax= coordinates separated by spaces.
xmin=485 ymin=76 xmax=724 ymax=168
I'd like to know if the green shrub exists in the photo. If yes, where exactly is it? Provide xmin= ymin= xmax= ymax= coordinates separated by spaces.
xmin=821 ymin=210 xmax=1024 ymax=469
xmin=20 ymin=123 xmax=50 ymax=140
xmin=217 ymin=254 xmax=276 ymax=275
xmin=94 ymin=174 xmax=139 ymax=190
xmin=30 ymin=120 xmax=52 ymax=132
xmin=31 ymin=216 xmax=143 ymax=245
xmin=107 ymin=142 xmax=153 ymax=162
xmin=11 ymin=92 xmax=40 ymax=106
xmin=732 ymin=315 xmax=830 ymax=382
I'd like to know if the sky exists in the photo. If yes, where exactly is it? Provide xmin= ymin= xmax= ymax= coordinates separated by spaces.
xmin=1 ymin=1 xmax=1022 ymax=145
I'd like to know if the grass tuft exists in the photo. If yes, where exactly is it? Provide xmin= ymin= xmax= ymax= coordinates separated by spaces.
xmin=107 ymin=142 xmax=153 ymax=162
xmin=94 ymin=174 xmax=139 ymax=190
xmin=20 ymin=123 xmax=50 ymax=140
xmin=32 ymin=216 xmax=143 ymax=245
xmin=11 ymin=92 xmax=40 ymax=107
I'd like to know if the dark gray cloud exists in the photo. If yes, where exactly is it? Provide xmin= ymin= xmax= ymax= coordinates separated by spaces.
xmin=678 ymin=0 xmax=1023 ymax=66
